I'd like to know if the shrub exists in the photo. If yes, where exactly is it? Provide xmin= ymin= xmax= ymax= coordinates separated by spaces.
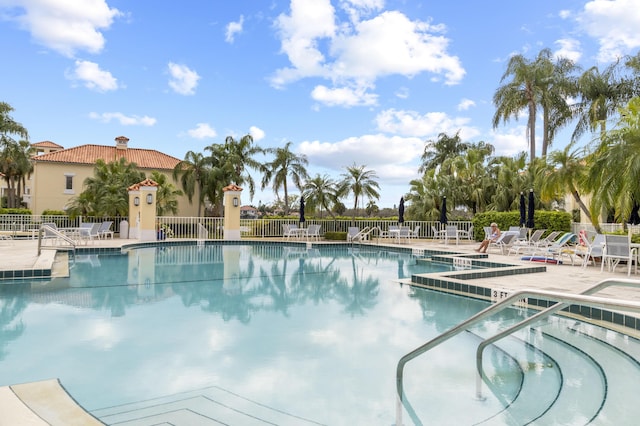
xmin=324 ymin=231 xmax=347 ymax=240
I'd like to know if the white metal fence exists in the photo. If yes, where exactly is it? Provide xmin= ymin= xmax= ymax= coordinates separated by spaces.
xmin=3 ymin=214 xmax=633 ymax=240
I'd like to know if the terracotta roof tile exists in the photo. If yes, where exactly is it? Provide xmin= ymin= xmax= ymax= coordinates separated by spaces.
xmin=32 ymin=140 xmax=64 ymax=149
xmin=128 ymin=178 xmax=159 ymax=190
xmin=32 ymin=144 xmax=181 ymax=170
xmin=223 ymin=184 xmax=243 ymax=192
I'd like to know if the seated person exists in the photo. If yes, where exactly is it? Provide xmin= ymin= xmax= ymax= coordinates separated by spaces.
xmin=476 ymin=223 xmax=500 ymax=253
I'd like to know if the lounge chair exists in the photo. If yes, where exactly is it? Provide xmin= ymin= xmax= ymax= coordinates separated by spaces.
xmin=409 ymin=225 xmax=421 ymax=239
xmin=601 ymin=234 xmax=637 ymax=275
xmin=508 ymin=229 xmax=547 ymax=255
xmin=488 ymin=231 xmax=518 ymax=254
xmin=97 ymin=221 xmax=114 ymax=239
xmin=529 ymin=233 xmax=578 ymax=263
xmin=579 ymin=233 xmax=604 ymax=268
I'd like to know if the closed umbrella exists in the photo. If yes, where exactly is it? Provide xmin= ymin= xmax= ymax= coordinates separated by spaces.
xmin=629 ymin=203 xmax=640 ymax=225
xmin=519 ymin=192 xmax=526 ymax=227
xmin=299 ymin=197 xmax=305 ymax=227
xmin=440 ymin=196 xmax=448 ymax=225
xmin=398 ymin=197 xmax=405 ymax=224
xmin=526 ymin=189 xmax=535 ymax=229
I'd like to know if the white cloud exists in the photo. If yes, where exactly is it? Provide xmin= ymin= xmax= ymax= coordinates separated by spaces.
xmin=1 ymin=0 xmax=121 ymax=57
xmin=374 ymin=108 xmax=479 ymax=139
xmin=187 ymin=123 xmax=217 ymax=139
xmin=89 ymin=112 xmax=156 ymax=126
xmin=457 ymin=98 xmax=475 ymax=111
xmin=225 ymin=15 xmax=244 ymax=43
xmin=271 ymin=1 xmax=465 ymax=97
xmin=339 ymin=0 xmax=384 ymax=22
xmin=66 ymin=60 xmax=119 ymax=92
xmin=311 ymin=84 xmax=377 ymax=107
xmin=488 ymin=126 xmax=529 ymax=157
xmin=167 ymin=62 xmax=200 ymax=95
xmin=554 ymin=38 xmax=582 ymax=62
xmin=578 ymin=0 xmax=640 ymax=62
xmin=559 ymin=9 xmax=572 ymax=19
xmin=249 ymin=126 xmax=265 ymax=141
xmin=299 ymin=133 xmax=423 ymax=180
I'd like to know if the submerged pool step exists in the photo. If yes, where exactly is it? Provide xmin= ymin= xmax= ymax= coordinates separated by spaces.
xmin=91 ymin=385 xmax=322 ymax=426
xmin=537 ymin=322 xmax=640 ymax=424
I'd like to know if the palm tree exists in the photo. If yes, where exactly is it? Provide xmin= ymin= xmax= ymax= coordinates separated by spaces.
xmin=339 ymin=164 xmax=380 ymax=222
xmin=571 ymin=61 xmax=635 ymax=142
xmin=448 ymin=142 xmax=494 ymax=214
xmin=486 ymin=153 xmax=529 ymax=211
xmin=540 ymin=142 xmax=592 ymax=224
xmin=80 ymin=158 xmax=145 ymax=217
xmin=419 ymin=131 xmax=469 ymax=173
xmin=261 ymin=141 xmax=309 ymax=215
xmin=222 ymin=135 xmax=266 ymax=199
xmin=0 ymin=102 xmax=29 ymax=208
xmin=172 ymin=151 xmax=209 ymax=216
xmin=493 ymin=49 xmax=576 ymax=160
xmin=303 ymin=174 xmax=339 ymax=219
xmin=0 ymin=102 xmax=28 ymax=146
xmin=406 ymin=170 xmax=440 ymax=221
xmin=150 ymin=171 xmax=183 ymax=216
xmin=585 ymin=97 xmax=640 ymax=226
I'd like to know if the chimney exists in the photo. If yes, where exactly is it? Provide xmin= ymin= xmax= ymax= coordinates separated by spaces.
xmin=115 ymin=136 xmax=129 ymax=150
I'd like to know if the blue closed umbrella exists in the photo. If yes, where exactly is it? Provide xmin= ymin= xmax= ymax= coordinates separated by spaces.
xmin=299 ymin=197 xmax=305 ymax=226
xmin=440 ymin=196 xmax=448 ymax=225
xmin=398 ymin=197 xmax=405 ymax=224
xmin=519 ymin=192 xmax=526 ymax=227
xmin=526 ymin=189 xmax=535 ymax=229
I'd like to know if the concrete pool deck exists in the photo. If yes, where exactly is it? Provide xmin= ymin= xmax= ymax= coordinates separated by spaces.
xmin=2 ymin=236 xmax=640 ymax=424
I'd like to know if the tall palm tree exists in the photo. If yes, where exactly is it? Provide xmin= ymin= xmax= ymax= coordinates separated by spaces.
xmin=571 ymin=61 xmax=635 ymax=142
xmin=0 ymin=102 xmax=28 ymax=146
xmin=419 ymin=131 xmax=469 ymax=173
xmin=448 ymin=142 xmax=494 ymax=214
xmin=261 ymin=141 xmax=309 ymax=215
xmin=339 ymin=164 xmax=380 ymax=222
xmin=303 ymin=174 xmax=339 ymax=218
xmin=493 ymin=49 xmax=576 ymax=160
xmin=172 ymin=151 xmax=209 ymax=216
xmin=222 ymin=135 xmax=266 ymax=199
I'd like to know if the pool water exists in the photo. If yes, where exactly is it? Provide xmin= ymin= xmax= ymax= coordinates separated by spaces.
xmin=0 ymin=243 xmax=639 ymax=425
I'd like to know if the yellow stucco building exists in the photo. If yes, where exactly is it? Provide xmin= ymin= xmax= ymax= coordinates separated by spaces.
xmin=25 ymin=136 xmax=199 ymax=216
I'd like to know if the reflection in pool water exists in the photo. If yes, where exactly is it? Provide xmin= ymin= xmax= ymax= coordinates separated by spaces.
xmin=0 ymin=243 xmax=623 ymax=425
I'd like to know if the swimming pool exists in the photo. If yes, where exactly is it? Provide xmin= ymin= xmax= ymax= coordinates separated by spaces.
xmin=1 ymin=243 xmax=639 ymax=425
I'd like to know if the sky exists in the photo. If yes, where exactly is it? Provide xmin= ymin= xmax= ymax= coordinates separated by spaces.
xmin=2 ymin=0 xmax=640 ymax=209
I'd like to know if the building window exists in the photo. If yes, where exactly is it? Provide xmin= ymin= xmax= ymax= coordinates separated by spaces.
xmin=64 ymin=173 xmax=75 ymax=194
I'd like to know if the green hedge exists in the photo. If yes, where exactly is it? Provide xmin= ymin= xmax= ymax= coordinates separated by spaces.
xmin=471 ymin=210 xmax=572 ymax=241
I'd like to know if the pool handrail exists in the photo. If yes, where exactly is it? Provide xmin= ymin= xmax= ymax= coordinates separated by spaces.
xmin=37 ymin=224 xmax=76 ymax=255
xmin=395 ymin=282 xmax=640 ymax=426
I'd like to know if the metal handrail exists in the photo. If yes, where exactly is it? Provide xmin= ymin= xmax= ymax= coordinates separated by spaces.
xmin=395 ymin=284 xmax=640 ymax=426
xmin=37 ymin=225 xmax=76 ymax=255
xmin=475 ymin=278 xmax=640 ymax=398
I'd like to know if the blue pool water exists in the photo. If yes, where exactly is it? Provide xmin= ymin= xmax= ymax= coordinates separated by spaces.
xmin=1 ymin=243 xmax=639 ymax=425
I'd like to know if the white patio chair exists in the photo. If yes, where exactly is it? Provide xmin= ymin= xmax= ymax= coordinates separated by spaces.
xmin=601 ymin=234 xmax=637 ymax=275
xmin=380 ymin=225 xmax=399 ymax=240
xmin=283 ymin=224 xmax=298 ymax=240
xmin=347 ymin=227 xmax=361 ymax=242
xmin=443 ymin=225 xmax=459 ymax=245
xmin=409 ymin=225 xmax=421 ymax=239
xmin=306 ymin=224 xmax=321 ymax=241
xmin=431 ymin=225 xmax=445 ymax=241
